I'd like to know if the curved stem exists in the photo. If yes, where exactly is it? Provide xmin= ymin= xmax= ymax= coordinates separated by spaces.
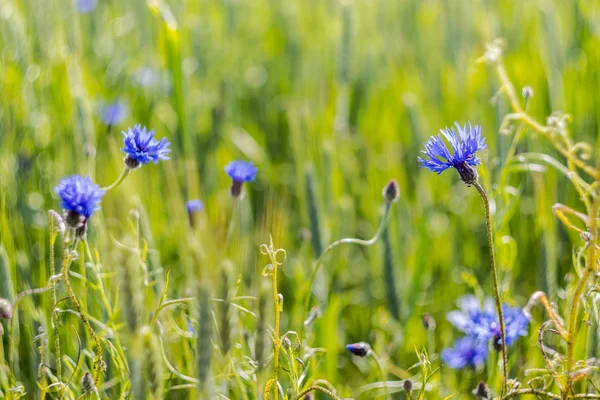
xmin=302 ymin=202 xmax=392 ymax=333
xmin=563 ymin=198 xmax=599 ymax=399
xmin=61 ymin=240 xmax=103 ymax=383
xmin=474 ymin=181 xmax=508 ymax=394
xmin=294 ymin=385 xmax=341 ymax=400
xmin=370 ymin=351 xmax=391 ymax=400
xmin=101 ymin=167 xmax=130 ymax=192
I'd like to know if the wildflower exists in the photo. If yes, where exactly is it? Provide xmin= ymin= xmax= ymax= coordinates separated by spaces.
xmin=441 ymin=336 xmax=488 ymax=369
xmin=54 ymin=175 xmax=105 ymax=231
xmin=0 ymin=298 xmax=12 ymax=319
xmin=418 ymin=122 xmax=486 ymax=185
xmin=101 ymin=101 xmax=128 ymax=125
xmin=186 ymin=199 xmax=204 ymax=228
xmin=224 ymin=160 xmax=258 ymax=197
xmin=382 ymin=179 xmax=399 ymax=204
xmin=121 ymin=125 xmax=171 ymax=168
xmin=446 ymin=295 xmax=529 ymax=347
xmin=75 ymin=0 xmax=97 ymax=13
xmin=345 ymin=342 xmax=371 ymax=357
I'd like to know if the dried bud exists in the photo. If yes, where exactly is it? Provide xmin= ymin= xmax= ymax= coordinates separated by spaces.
xmin=282 ymin=337 xmax=292 ymax=349
xmin=473 ymin=380 xmax=490 ymax=399
xmin=403 ymin=379 xmax=413 ymax=392
xmin=345 ymin=342 xmax=371 ymax=357
xmin=382 ymin=179 xmax=399 ymax=203
xmin=81 ymin=371 xmax=95 ymax=394
xmin=421 ymin=314 xmax=436 ymax=331
xmin=0 ymin=299 xmax=13 ymax=319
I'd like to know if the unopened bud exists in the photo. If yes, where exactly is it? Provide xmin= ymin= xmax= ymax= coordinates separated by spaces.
xmin=0 ymin=299 xmax=12 ymax=319
xmin=421 ymin=314 xmax=436 ymax=331
xmin=81 ymin=371 xmax=95 ymax=394
xmin=473 ymin=381 xmax=490 ymax=399
xmin=345 ymin=342 xmax=371 ymax=357
xmin=382 ymin=179 xmax=400 ymax=203
xmin=403 ymin=379 xmax=413 ymax=392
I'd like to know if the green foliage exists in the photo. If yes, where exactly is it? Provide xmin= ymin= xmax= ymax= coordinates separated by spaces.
xmin=1 ymin=0 xmax=600 ymax=399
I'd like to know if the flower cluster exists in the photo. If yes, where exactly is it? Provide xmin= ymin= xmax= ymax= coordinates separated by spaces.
xmin=418 ymin=122 xmax=486 ymax=185
xmin=441 ymin=295 xmax=529 ymax=369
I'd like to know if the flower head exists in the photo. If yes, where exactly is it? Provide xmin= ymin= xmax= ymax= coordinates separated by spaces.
xmin=382 ymin=179 xmax=400 ymax=204
xmin=121 ymin=125 xmax=171 ymax=168
xmin=345 ymin=342 xmax=371 ymax=357
xmin=446 ymin=295 xmax=529 ymax=346
xmin=54 ymin=175 xmax=105 ymax=222
xmin=101 ymin=101 xmax=128 ymax=125
xmin=224 ymin=160 xmax=258 ymax=197
xmin=75 ymin=0 xmax=97 ymax=13
xmin=441 ymin=336 xmax=488 ymax=369
xmin=418 ymin=122 xmax=486 ymax=184
xmin=186 ymin=199 xmax=204 ymax=229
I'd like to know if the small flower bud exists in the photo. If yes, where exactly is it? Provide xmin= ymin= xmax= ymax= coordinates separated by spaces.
xmin=403 ymin=379 xmax=413 ymax=392
xmin=186 ymin=199 xmax=204 ymax=229
xmin=0 ymin=299 xmax=13 ymax=319
xmin=492 ymin=335 xmax=503 ymax=352
xmin=282 ymin=336 xmax=291 ymax=349
xmin=473 ymin=381 xmax=490 ymax=399
xmin=382 ymin=179 xmax=399 ymax=203
xmin=81 ymin=371 xmax=95 ymax=394
xmin=421 ymin=314 xmax=436 ymax=331
xmin=522 ymin=86 xmax=534 ymax=100
xmin=345 ymin=342 xmax=371 ymax=357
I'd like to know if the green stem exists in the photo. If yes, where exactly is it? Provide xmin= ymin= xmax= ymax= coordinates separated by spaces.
xmin=563 ymin=198 xmax=599 ymax=399
xmin=61 ymin=239 xmax=103 ymax=384
xmin=101 ymin=167 xmax=130 ymax=191
xmin=473 ymin=181 xmax=508 ymax=394
xmin=302 ymin=202 xmax=392 ymax=334
xmin=370 ymin=351 xmax=390 ymax=400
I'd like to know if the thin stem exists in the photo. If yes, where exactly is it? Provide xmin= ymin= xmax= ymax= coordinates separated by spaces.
xmin=294 ymin=386 xmax=341 ymax=400
xmin=303 ymin=202 xmax=392 ymax=334
xmin=101 ymin=167 xmax=130 ymax=191
xmin=272 ymin=251 xmax=280 ymax=400
xmin=61 ymin=240 xmax=103 ymax=383
xmin=370 ymin=351 xmax=391 ymax=400
xmin=473 ymin=181 xmax=508 ymax=394
xmin=494 ymin=63 xmax=598 ymax=179
xmin=563 ymin=197 xmax=599 ymax=399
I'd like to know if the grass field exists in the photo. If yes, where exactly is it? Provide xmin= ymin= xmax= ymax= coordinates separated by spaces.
xmin=1 ymin=0 xmax=600 ymax=399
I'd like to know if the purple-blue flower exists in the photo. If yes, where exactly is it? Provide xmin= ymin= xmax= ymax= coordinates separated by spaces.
xmin=121 ymin=125 xmax=171 ymax=168
xmin=446 ymin=295 xmax=530 ymax=346
xmin=224 ymin=160 xmax=258 ymax=197
xmin=101 ymin=101 xmax=128 ymax=125
xmin=75 ymin=0 xmax=97 ymax=13
xmin=441 ymin=336 xmax=488 ymax=369
xmin=187 ymin=199 xmax=204 ymax=213
xmin=418 ymin=122 xmax=486 ymax=184
xmin=55 ymin=175 xmax=105 ymax=221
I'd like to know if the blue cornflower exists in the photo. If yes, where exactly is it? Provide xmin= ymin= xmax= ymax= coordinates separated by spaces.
xmin=224 ymin=160 xmax=258 ymax=197
xmin=441 ymin=336 xmax=488 ymax=369
xmin=55 ymin=175 xmax=105 ymax=229
xmin=101 ymin=101 xmax=128 ymax=125
xmin=75 ymin=0 xmax=97 ymax=13
xmin=186 ymin=199 xmax=204 ymax=229
xmin=418 ymin=122 xmax=486 ymax=185
xmin=446 ymin=295 xmax=530 ymax=347
xmin=121 ymin=125 xmax=171 ymax=168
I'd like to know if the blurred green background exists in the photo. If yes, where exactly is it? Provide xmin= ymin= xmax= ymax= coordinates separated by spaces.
xmin=1 ymin=0 xmax=600 ymax=398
